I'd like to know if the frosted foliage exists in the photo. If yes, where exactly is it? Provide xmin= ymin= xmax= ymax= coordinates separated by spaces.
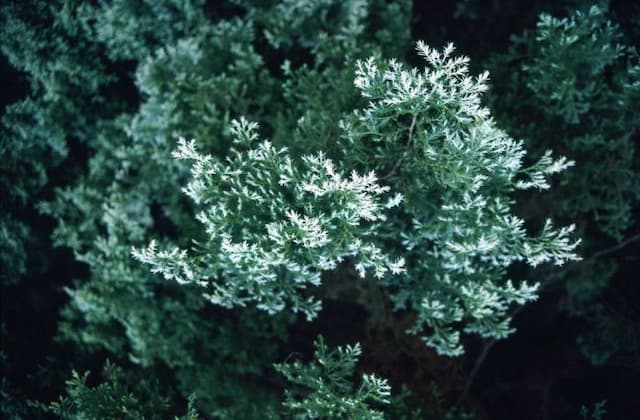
xmin=343 ymin=43 xmax=581 ymax=355
xmin=136 ymin=43 xmax=581 ymax=356
xmin=134 ymin=117 xmax=403 ymax=320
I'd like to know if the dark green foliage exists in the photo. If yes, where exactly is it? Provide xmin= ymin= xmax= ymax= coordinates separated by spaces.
xmin=489 ymin=5 xmax=639 ymax=239
xmin=1 ymin=0 xmax=638 ymax=418
xmin=50 ymin=361 xmax=194 ymax=419
xmin=1 ymin=1 xmax=113 ymax=101
xmin=275 ymin=336 xmax=391 ymax=419
xmin=0 ymin=0 xmax=126 ymax=286
xmin=51 ymin=364 xmax=170 ymax=419
xmin=487 ymin=4 xmax=640 ymax=367
xmin=76 ymin=0 xmax=209 ymax=61
xmin=16 ymin=0 xmax=416 ymax=416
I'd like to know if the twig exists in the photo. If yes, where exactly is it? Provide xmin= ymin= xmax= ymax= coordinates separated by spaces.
xmin=545 ymin=232 xmax=640 ymax=283
xmin=457 ymin=233 xmax=639 ymax=404
xmin=457 ymin=338 xmax=497 ymax=405
xmin=381 ymin=114 xmax=417 ymax=180
xmin=457 ymin=305 xmax=525 ymax=405
xmin=591 ymin=233 xmax=640 ymax=259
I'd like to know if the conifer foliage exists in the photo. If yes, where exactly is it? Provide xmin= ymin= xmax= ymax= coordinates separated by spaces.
xmin=134 ymin=117 xmax=405 ymax=320
xmin=274 ymin=336 xmax=391 ymax=419
xmin=136 ymin=41 xmax=580 ymax=357
xmin=1 ymin=0 xmax=636 ymax=418
xmin=340 ymin=41 xmax=580 ymax=355
xmin=487 ymin=4 xmax=640 ymax=367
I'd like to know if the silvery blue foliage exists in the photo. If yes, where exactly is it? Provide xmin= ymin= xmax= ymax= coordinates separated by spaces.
xmin=339 ymin=42 xmax=581 ymax=355
xmin=137 ymin=43 xmax=580 ymax=356
xmin=134 ymin=117 xmax=405 ymax=320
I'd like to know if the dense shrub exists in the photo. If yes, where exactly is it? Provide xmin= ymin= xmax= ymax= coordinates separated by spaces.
xmin=1 ymin=1 xmax=637 ymax=418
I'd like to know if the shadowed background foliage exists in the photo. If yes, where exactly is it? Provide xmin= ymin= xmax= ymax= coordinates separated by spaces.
xmin=1 ymin=0 xmax=638 ymax=419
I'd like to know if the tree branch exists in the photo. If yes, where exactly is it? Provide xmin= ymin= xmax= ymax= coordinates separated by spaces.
xmin=457 ymin=305 xmax=525 ymax=405
xmin=591 ymin=233 xmax=640 ymax=259
xmin=457 ymin=233 xmax=639 ymax=404
xmin=381 ymin=114 xmax=417 ymax=180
